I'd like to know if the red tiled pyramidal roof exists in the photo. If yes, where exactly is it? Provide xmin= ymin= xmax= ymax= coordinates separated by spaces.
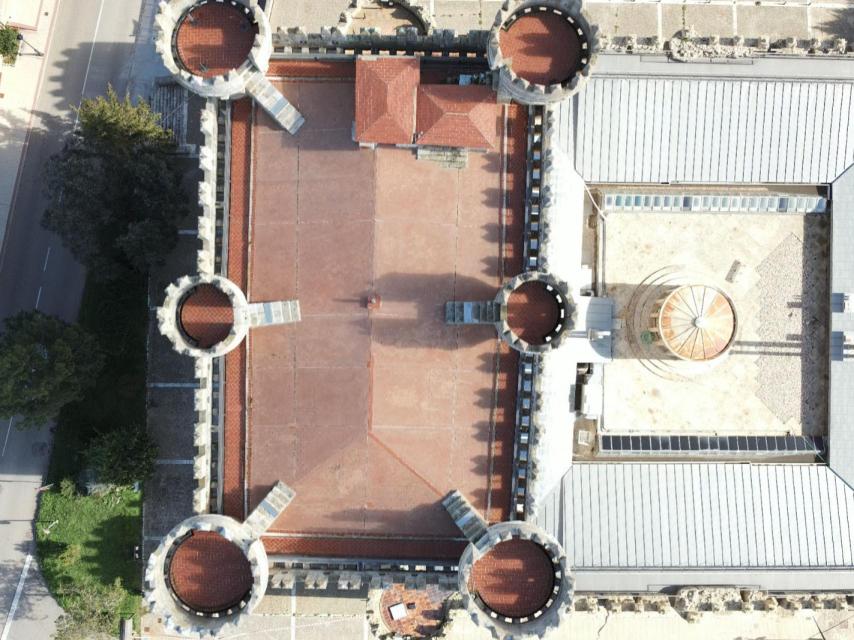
xmin=415 ymin=84 xmax=498 ymax=150
xmin=355 ymin=56 xmax=420 ymax=145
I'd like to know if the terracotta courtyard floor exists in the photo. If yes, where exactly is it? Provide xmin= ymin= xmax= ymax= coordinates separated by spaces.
xmin=236 ymin=71 xmax=526 ymax=556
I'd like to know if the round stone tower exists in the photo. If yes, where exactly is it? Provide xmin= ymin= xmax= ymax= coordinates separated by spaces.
xmin=154 ymin=0 xmax=273 ymax=99
xmin=145 ymin=514 xmax=269 ymax=637
xmin=488 ymin=0 xmax=597 ymax=104
xmin=495 ymin=271 xmax=573 ymax=353
xmin=457 ymin=521 xmax=574 ymax=639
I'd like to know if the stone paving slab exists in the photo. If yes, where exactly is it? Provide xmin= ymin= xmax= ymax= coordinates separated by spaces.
xmin=144 ymin=219 xmax=204 ymax=558
xmin=0 ymin=0 xmax=44 ymax=28
xmin=252 ymin=592 xmax=293 ymax=615
xmin=146 ymin=323 xmax=196 ymax=383
xmin=586 ymin=4 xmax=660 ymax=40
xmin=268 ymin=0 xmax=349 ymax=31
xmin=811 ymin=8 xmax=854 ymax=41
xmin=148 ymin=233 xmax=200 ymax=296
xmin=293 ymin=585 xmax=369 ymax=616
xmin=142 ymin=463 xmax=195 ymax=555
xmin=737 ymin=5 xmax=810 ymax=40
xmin=434 ymin=1 xmax=503 ymax=32
xmin=147 ymin=387 xmax=197 ymax=460
xmin=661 ymin=4 xmax=733 ymax=39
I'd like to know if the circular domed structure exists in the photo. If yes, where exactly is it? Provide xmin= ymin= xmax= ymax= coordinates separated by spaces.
xmin=496 ymin=271 xmax=571 ymax=353
xmin=657 ymin=284 xmax=737 ymax=361
xmin=167 ymin=530 xmax=253 ymax=615
xmin=174 ymin=1 xmax=258 ymax=78
xmin=488 ymin=1 xmax=596 ymax=105
xmin=179 ymin=283 xmax=235 ymax=349
xmin=469 ymin=538 xmax=556 ymax=618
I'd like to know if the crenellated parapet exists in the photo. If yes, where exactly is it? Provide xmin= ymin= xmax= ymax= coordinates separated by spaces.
xmin=488 ymin=0 xmax=597 ymax=105
xmin=197 ymin=100 xmax=218 ymax=277
xmin=192 ymin=357 xmax=214 ymax=513
xmin=456 ymin=521 xmax=574 ymax=640
xmin=154 ymin=0 xmax=271 ymax=99
xmin=157 ymin=275 xmax=251 ymax=359
xmin=144 ymin=484 xmax=294 ymax=638
xmin=271 ymin=24 xmax=489 ymax=57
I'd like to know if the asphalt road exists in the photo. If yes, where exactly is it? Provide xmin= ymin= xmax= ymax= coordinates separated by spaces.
xmin=0 ymin=1 xmax=147 ymax=637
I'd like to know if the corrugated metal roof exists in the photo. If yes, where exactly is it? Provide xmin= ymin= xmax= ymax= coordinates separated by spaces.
xmin=536 ymin=463 xmax=854 ymax=570
xmin=563 ymin=77 xmax=854 ymax=184
xmin=830 ymin=166 xmax=854 ymax=489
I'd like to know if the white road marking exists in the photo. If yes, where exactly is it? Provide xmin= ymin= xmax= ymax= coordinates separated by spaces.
xmin=0 ymin=554 xmax=32 ymax=640
xmin=34 ymin=287 xmax=42 ymax=310
xmin=72 ymin=0 xmax=106 ymax=130
xmin=42 ymin=247 xmax=51 ymax=272
xmin=1 ymin=419 xmax=12 ymax=457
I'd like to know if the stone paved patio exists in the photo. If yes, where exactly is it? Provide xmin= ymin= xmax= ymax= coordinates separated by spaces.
xmin=602 ymin=210 xmax=829 ymax=435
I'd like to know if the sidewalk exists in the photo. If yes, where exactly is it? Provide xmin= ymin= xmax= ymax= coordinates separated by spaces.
xmin=0 ymin=0 xmax=57 ymax=253
xmin=0 ymin=0 xmax=46 ymax=30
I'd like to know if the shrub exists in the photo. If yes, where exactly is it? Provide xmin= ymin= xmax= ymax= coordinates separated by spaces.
xmin=59 ymin=478 xmax=76 ymax=499
xmin=86 ymin=424 xmax=157 ymax=486
xmin=0 ymin=25 xmax=19 ymax=64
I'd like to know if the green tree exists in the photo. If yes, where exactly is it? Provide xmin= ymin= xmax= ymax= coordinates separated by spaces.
xmin=0 ymin=25 xmax=18 ymax=64
xmin=42 ymin=86 xmax=188 ymax=280
xmin=86 ymin=423 xmax=157 ymax=485
xmin=0 ymin=311 xmax=104 ymax=428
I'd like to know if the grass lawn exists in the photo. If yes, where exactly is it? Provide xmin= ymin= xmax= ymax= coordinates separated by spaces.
xmin=35 ymin=273 xmax=148 ymax=635
xmin=36 ymin=487 xmax=142 ymax=620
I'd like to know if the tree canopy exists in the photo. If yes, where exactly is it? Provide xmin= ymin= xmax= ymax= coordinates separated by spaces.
xmin=86 ymin=423 xmax=157 ymax=486
xmin=0 ymin=311 xmax=104 ymax=428
xmin=42 ymin=87 xmax=189 ymax=280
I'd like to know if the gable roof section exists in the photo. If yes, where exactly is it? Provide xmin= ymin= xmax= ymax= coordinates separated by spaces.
xmin=355 ymin=56 xmax=419 ymax=145
xmin=415 ymin=84 xmax=498 ymax=150
xmin=561 ymin=76 xmax=854 ymax=184
xmin=829 ymin=164 xmax=854 ymax=489
xmin=536 ymin=462 xmax=854 ymax=573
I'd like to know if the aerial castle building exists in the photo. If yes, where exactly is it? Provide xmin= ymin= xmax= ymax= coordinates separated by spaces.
xmin=143 ymin=0 xmax=854 ymax=637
